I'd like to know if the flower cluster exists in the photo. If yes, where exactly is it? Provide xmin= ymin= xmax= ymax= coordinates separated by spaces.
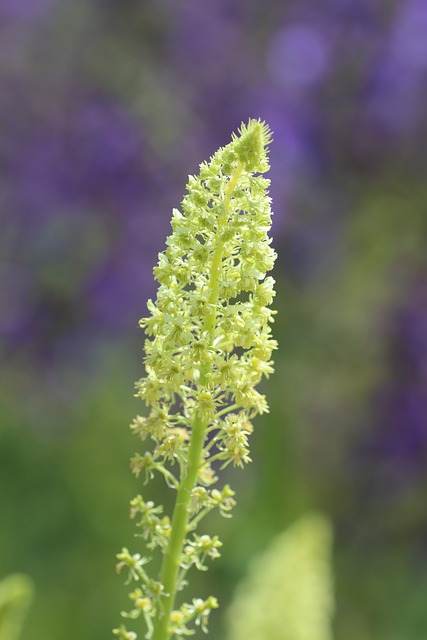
xmin=115 ymin=119 xmax=276 ymax=640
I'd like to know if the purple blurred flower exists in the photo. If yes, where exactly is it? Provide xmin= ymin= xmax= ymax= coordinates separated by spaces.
xmin=365 ymin=281 xmax=427 ymax=467
xmin=267 ymin=24 xmax=332 ymax=92
xmin=12 ymin=132 xmax=67 ymax=220
xmin=0 ymin=0 xmax=53 ymax=22
xmin=326 ymin=0 xmax=382 ymax=40
xmin=0 ymin=263 xmax=34 ymax=335
xmin=167 ymin=2 xmax=240 ymax=81
xmin=366 ymin=55 xmax=423 ymax=134
xmin=389 ymin=286 xmax=427 ymax=380
xmin=64 ymin=100 xmax=146 ymax=207
xmin=376 ymin=386 xmax=427 ymax=460
xmin=363 ymin=0 xmax=427 ymax=135
xmin=0 ymin=93 xmax=166 ymax=364
xmin=391 ymin=0 xmax=427 ymax=70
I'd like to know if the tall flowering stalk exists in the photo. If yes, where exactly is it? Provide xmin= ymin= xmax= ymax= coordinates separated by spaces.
xmin=114 ymin=119 xmax=277 ymax=640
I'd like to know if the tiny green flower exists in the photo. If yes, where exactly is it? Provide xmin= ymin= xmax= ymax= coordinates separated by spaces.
xmin=116 ymin=548 xmax=151 ymax=585
xmin=113 ymin=625 xmax=137 ymax=640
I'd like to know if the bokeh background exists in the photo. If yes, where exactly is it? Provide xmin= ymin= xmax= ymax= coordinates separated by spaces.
xmin=1 ymin=1 xmax=427 ymax=639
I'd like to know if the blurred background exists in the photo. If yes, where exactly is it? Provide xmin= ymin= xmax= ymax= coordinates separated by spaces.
xmin=1 ymin=0 xmax=427 ymax=638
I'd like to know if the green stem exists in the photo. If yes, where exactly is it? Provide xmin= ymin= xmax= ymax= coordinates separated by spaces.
xmin=215 ymin=403 xmax=239 ymax=419
xmin=151 ymin=414 xmax=206 ymax=640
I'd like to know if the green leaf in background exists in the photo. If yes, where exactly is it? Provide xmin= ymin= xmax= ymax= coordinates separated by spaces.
xmin=226 ymin=513 xmax=334 ymax=640
xmin=0 ymin=575 xmax=34 ymax=640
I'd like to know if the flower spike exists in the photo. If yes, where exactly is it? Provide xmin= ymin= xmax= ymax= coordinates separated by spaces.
xmin=115 ymin=119 xmax=276 ymax=640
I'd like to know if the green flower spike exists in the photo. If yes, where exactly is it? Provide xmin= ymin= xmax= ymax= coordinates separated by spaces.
xmin=115 ymin=118 xmax=277 ymax=640
xmin=227 ymin=513 xmax=335 ymax=640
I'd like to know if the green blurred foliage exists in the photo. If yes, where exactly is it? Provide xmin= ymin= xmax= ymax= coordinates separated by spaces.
xmin=0 ymin=574 xmax=33 ymax=640
xmin=227 ymin=513 xmax=334 ymax=640
xmin=0 ymin=351 xmax=138 ymax=640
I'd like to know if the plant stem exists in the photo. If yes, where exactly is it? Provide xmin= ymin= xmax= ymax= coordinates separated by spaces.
xmin=151 ymin=413 xmax=207 ymax=640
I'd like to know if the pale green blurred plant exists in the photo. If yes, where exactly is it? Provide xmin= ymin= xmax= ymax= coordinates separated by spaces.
xmin=0 ymin=574 xmax=34 ymax=640
xmin=113 ymin=120 xmax=277 ymax=640
xmin=227 ymin=513 xmax=334 ymax=640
